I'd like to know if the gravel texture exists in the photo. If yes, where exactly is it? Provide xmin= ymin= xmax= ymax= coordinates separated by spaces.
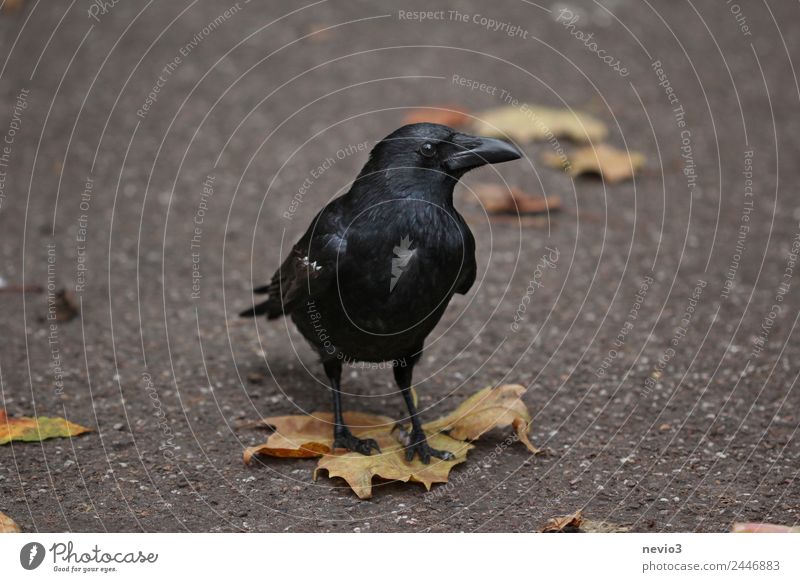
xmin=0 ymin=0 xmax=798 ymax=532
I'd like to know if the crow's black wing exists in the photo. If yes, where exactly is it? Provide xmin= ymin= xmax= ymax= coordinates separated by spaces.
xmin=240 ymin=210 xmax=346 ymax=319
xmin=454 ymin=225 xmax=476 ymax=295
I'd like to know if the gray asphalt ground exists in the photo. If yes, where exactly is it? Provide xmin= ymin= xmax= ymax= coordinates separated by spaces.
xmin=1 ymin=0 xmax=799 ymax=532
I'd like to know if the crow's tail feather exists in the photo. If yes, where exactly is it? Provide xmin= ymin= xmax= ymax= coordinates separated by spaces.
xmin=239 ymin=298 xmax=284 ymax=319
xmin=238 ymin=301 xmax=267 ymax=317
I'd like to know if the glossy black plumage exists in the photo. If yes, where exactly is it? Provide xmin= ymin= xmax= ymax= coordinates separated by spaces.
xmin=241 ymin=123 xmax=522 ymax=462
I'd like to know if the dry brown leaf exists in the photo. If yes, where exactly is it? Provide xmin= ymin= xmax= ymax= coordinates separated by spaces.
xmin=541 ymin=509 xmax=584 ymax=532
xmin=0 ymin=409 xmax=92 ymax=445
xmin=0 ymin=511 xmax=20 ymax=533
xmin=469 ymin=183 xmax=561 ymax=216
xmin=53 ymin=288 xmax=79 ymax=321
xmin=732 ymin=522 xmax=800 ymax=533
xmin=243 ymin=411 xmax=393 ymax=461
xmin=513 ymin=195 xmax=561 ymax=215
xmin=540 ymin=510 xmax=628 ymax=532
xmin=472 ymin=105 xmax=607 ymax=144
xmin=404 ymin=106 xmax=471 ymax=128
xmin=246 ymin=372 xmax=264 ymax=384
xmin=544 ymin=144 xmax=645 ymax=184
xmin=244 ymin=384 xmax=538 ymax=498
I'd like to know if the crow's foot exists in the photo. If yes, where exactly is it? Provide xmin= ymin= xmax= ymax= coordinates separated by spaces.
xmin=333 ymin=429 xmax=381 ymax=456
xmin=405 ymin=430 xmax=454 ymax=464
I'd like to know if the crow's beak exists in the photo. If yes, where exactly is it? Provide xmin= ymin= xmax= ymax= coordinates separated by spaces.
xmin=444 ymin=133 xmax=523 ymax=172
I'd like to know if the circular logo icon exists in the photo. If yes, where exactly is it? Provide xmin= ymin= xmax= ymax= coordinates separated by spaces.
xmin=19 ymin=542 xmax=46 ymax=570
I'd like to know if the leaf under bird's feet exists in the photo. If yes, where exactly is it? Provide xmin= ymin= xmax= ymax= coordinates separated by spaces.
xmin=405 ymin=429 xmax=454 ymax=464
xmin=332 ymin=428 xmax=381 ymax=456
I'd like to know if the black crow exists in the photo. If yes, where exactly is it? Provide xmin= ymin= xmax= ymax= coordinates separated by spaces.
xmin=241 ymin=123 xmax=522 ymax=463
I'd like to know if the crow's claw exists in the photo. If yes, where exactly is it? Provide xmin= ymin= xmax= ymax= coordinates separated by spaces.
xmin=333 ymin=430 xmax=381 ymax=456
xmin=404 ymin=431 xmax=454 ymax=464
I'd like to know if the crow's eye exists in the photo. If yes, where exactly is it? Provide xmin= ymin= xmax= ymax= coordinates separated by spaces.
xmin=419 ymin=142 xmax=436 ymax=158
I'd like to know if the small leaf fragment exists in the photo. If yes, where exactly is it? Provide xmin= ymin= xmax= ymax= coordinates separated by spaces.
xmin=544 ymin=144 xmax=645 ymax=184
xmin=732 ymin=522 xmax=800 ymax=533
xmin=0 ymin=409 xmax=92 ymax=445
xmin=472 ymin=105 xmax=607 ymax=144
xmin=581 ymin=520 xmax=629 ymax=533
xmin=541 ymin=509 xmax=584 ymax=532
xmin=512 ymin=417 xmax=542 ymax=455
xmin=540 ymin=510 xmax=627 ymax=532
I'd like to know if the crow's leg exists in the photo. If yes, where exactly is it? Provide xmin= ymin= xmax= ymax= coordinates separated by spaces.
xmin=324 ymin=359 xmax=380 ymax=456
xmin=394 ymin=359 xmax=454 ymax=464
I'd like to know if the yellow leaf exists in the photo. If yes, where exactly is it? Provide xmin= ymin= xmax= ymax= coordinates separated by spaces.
xmin=426 ymin=384 xmax=541 ymax=454
xmin=244 ymin=384 xmax=539 ymax=498
xmin=544 ymin=143 xmax=645 ymax=184
xmin=0 ymin=511 xmax=20 ymax=533
xmin=315 ymin=432 xmax=472 ymax=499
xmin=472 ymin=105 xmax=607 ymax=144
xmin=0 ymin=409 xmax=92 ymax=445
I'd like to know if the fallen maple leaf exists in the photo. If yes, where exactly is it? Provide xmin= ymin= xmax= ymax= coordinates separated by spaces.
xmin=243 ymin=411 xmax=393 ymax=461
xmin=404 ymin=106 xmax=471 ymax=128
xmin=540 ymin=509 xmax=627 ymax=533
xmin=472 ymin=105 xmax=607 ymax=144
xmin=0 ymin=409 xmax=92 ymax=445
xmin=468 ymin=183 xmax=561 ymax=216
xmin=0 ymin=511 xmax=20 ymax=533
xmin=425 ymin=384 xmax=540 ymax=454
xmin=316 ymin=431 xmax=470 ymax=499
xmin=732 ymin=522 xmax=800 ymax=533
xmin=541 ymin=509 xmax=584 ymax=532
xmin=543 ymin=143 xmax=645 ymax=184
xmin=1 ymin=0 xmax=24 ymax=13
xmin=244 ymin=384 xmax=538 ymax=499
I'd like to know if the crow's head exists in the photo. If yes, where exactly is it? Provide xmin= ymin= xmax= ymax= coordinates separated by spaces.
xmin=361 ymin=123 xmax=522 ymax=187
